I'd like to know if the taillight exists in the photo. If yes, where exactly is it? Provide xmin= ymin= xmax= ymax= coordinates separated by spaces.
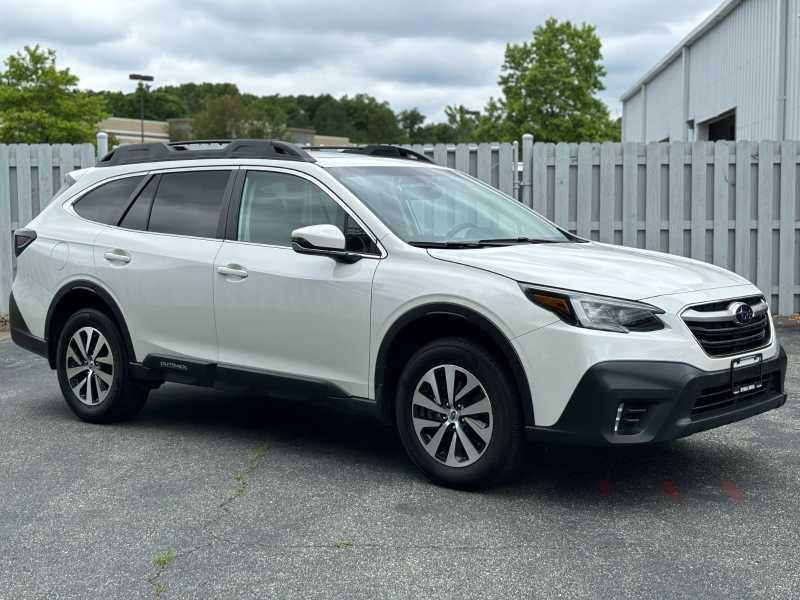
xmin=14 ymin=229 xmax=37 ymax=257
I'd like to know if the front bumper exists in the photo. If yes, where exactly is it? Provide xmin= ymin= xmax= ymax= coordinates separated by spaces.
xmin=524 ymin=346 xmax=787 ymax=445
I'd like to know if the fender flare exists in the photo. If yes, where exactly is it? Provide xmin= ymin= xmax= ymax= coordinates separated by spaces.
xmin=44 ymin=280 xmax=137 ymax=368
xmin=374 ymin=302 xmax=535 ymax=426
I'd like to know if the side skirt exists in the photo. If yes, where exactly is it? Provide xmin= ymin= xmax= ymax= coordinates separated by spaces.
xmin=131 ymin=354 xmax=378 ymax=418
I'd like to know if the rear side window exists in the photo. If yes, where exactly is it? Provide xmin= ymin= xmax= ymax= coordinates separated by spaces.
xmin=147 ymin=171 xmax=231 ymax=238
xmin=73 ymin=176 xmax=144 ymax=225
xmin=119 ymin=175 xmax=159 ymax=231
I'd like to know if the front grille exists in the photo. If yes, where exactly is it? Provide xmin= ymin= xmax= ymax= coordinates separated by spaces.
xmin=692 ymin=372 xmax=780 ymax=418
xmin=682 ymin=296 xmax=771 ymax=357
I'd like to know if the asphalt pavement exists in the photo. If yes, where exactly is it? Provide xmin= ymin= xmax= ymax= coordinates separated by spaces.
xmin=1 ymin=321 xmax=798 ymax=599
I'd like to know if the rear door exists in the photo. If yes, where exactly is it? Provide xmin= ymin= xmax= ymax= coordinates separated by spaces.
xmin=93 ymin=168 xmax=234 ymax=362
xmin=213 ymin=168 xmax=381 ymax=398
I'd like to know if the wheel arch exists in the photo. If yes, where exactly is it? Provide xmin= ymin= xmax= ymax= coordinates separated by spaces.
xmin=44 ymin=280 xmax=136 ymax=369
xmin=374 ymin=303 xmax=534 ymax=427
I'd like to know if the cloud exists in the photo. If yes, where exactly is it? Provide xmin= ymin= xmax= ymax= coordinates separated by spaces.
xmin=0 ymin=0 xmax=720 ymax=121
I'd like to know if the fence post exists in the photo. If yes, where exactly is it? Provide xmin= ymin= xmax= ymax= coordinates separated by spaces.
xmin=96 ymin=131 xmax=108 ymax=159
xmin=521 ymin=133 xmax=533 ymax=207
xmin=512 ymin=140 xmax=520 ymax=201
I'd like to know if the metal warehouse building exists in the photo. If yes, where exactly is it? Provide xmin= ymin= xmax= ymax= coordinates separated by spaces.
xmin=621 ymin=0 xmax=799 ymax=142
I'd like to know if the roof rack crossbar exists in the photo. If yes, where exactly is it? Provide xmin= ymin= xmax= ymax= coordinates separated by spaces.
xmin=96 ymin=139 xmax=315 ymax=167
xmin=306 ymin=145 xmax=435 ymax=163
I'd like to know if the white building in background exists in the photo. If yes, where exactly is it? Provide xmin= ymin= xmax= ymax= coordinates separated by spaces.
xmin=621 ymin=0 xmax=799 ymax=142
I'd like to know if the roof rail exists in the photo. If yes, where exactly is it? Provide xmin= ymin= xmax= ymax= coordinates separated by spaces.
xmin=96 ymin=139 xmax=315 ymax=168
xmin=306 ymin=145 xmax=435 ymax=163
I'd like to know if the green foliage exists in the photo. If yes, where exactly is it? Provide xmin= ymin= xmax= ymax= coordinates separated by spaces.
xmin=399 ymin=108 xmax=426 ymax=142
xmin=93 ymin=84 xmax=406 ymax=144
xmin=488 ymin=18 xmax=620 ymax=142
xmin=0 ymin=45 xmax=107 ymax=143
xmin=151 ymin=549 xmax=176 ymax=568
xmin=92 ymin=87 xmax=188 ymax=121
xmin=158 ymin=82 xmax=239 ymax=115
xmin=191 ymin=94 xmax=288 ymax=139
xmin=334 ymin=540 xmax=354 ymax=549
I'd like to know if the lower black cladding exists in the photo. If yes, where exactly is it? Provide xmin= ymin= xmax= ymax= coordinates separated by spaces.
xmin=8 ymin=292 xmax=48 ymax=358
xmin=525 ymin=347 xmax=787 ymax=446
xmin=132 ymin=354 xmax=378 ymax=418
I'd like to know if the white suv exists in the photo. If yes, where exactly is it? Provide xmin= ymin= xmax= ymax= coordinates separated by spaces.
xmin=9 ymin=140 xmax=787 ymax=488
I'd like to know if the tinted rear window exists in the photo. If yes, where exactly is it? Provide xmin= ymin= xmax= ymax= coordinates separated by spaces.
xmin=148 ymin=171 xmax=230 ymax=237
xmin=73 ymin=176 xmax=144 ymax=225
xmin=119 ymin=175 xmax=158 ymax=231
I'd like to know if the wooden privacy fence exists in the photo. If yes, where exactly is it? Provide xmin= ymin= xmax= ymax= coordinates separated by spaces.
xmin=0 ymin=144 xmax=96 ymax=312
xmin=403 ymin=143 xmax=519 ymax=198
xmin=1 ymin=140 xmax=799 ymax=315
xmin=519 ymin=139 xmax=800 ymax=315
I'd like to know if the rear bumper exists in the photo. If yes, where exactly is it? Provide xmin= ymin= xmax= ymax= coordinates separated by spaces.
xmin=8 ymin=292 xmax=47 ymax=358
xmin=525 ymin=346 xmax=787 ymax=445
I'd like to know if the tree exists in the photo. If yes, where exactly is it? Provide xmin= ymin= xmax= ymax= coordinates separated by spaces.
xmin=488 ymin=18 xmax=619 ymax=143
xmin=416 ymin=122 xmax=458 ymax=144
xmin=192 ymin=95 xmax=250 ymax=138
xmin=92 ymin=88 xmax=188 ymax=121
xmin=246 ymin=101 xmax=288 ymax=139
xmin=192 ymin=94 xmax=288 ymax=139
xmin=158 ymin=82 xmax=240 ymax=115
xmin=474 ymin=98 xmax=506 ymax=141
xmin=311 ymin=95 xmax=352 ymax=138
xmin=444 ymin=105 xmax=482 ymax=142
xmin=399 ymin=108 xmax=426 ymax=142
xmin=0 ymin=45 xmax=107 ymax=143
xmin=340 ymin=94 xmax=405 ymax=143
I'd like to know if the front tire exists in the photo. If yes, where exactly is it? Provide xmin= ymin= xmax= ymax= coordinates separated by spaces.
xmin=395 ymin=337 xmax=524 ymax=489
xmin=56 ymin=308 xmax=148 ymax=423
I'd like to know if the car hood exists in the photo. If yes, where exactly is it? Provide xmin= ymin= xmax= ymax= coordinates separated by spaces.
xmin=428 ymin=241 xmax=750 ymax=300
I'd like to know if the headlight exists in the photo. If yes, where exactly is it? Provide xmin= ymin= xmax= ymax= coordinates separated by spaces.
xmin=519 ymin=284 xmax=665 ymax=333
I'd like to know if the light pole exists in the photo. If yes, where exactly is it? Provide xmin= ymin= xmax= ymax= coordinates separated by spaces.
xmin=129 ymin=73 xmax=154 ymax=143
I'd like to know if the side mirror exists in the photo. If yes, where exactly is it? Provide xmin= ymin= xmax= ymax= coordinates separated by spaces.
xmin=291 ymin=224 xmax=361 ymax=263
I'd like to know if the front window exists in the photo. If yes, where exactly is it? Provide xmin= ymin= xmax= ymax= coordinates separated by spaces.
xmin=328 ymin=166 xmax=572 ymax=246
xmin=237 ymin=170 xmax=377 ymax=253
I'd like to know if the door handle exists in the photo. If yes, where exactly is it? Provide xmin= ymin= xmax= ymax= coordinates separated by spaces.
xmin=103 ymin=250 xmax=131 ymax=264
xmin=216 ymin=265 xmax=248 ymax=279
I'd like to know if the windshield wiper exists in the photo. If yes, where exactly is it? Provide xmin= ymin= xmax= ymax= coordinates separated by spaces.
xmin=477 ymin=237 xmax=565 ymax=245
xmin=408 ymin=241 xmax=487 ymax=249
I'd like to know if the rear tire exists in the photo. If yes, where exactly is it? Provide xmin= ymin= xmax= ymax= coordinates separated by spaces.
xmin=56 ymin=308 xmax=148 ymax=423
xmin=395 ymin=337 xmax=524 ymax=489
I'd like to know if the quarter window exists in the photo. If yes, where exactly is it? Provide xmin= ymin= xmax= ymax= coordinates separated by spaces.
xmin=148 ymin=171 xmax=230 ymax=238
xmin=73 ymin=176 xmax=144 ymax=225
xmin=237 ymin=171 xmax=376 ymax=253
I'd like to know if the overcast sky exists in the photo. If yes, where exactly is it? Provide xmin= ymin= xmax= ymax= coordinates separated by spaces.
xmin=0 ymin=0 xmax=721 ymax=122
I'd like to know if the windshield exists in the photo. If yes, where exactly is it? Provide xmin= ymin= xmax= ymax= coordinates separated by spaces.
xmin=327 ymin=166 xmax=572 ymax=246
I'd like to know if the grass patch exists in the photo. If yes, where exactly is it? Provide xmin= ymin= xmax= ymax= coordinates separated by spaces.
xmin=227 ymin=444 xmax=268 ymax=501
xmin=232 ymin=470 xmax=247 ymax=497
xmin=152 ymin=548 xmax=176 ymax=568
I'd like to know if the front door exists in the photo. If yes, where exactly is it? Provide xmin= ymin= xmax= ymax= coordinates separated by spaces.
xmin=213 ymin=168 xmax=380 ymax=398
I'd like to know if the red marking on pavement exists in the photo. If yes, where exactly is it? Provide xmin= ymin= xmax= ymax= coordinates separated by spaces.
xmin=662 ymin=480 xmax=680 ymax=502
xmin=599 ymin=479 xmax=613 ymax=497
xmin=722 ymin=480 xmax=743 ymax=504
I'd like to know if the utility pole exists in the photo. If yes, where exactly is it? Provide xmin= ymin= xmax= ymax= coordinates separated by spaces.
xmin=129 ymin=73 xmax=154 ymax=143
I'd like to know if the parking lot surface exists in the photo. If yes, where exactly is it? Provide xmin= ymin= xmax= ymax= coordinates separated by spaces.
xmin=1 ymin=322 xmax=798 ymax=599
